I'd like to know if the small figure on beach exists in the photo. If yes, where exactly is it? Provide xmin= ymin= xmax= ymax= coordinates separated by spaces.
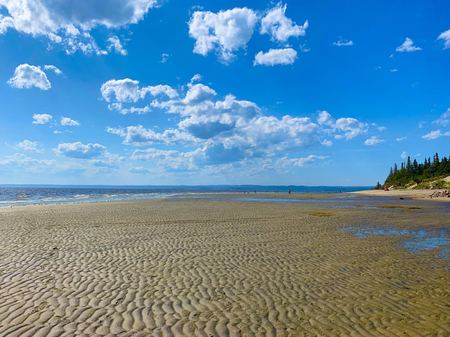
xmin=288 ymin=189 xmax=291 ymax=194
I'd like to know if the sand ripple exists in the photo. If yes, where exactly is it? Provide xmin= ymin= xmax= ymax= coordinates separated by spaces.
xmin=0 ymin=199 xmax=449 ymax=336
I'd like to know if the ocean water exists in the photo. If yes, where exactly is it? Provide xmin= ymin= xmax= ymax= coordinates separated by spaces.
xmin=0 ymin=185 xmax=370 ymax=207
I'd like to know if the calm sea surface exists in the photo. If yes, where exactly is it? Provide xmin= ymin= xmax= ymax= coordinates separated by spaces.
xmin=0 ymin=185 xmax=370 ymax=207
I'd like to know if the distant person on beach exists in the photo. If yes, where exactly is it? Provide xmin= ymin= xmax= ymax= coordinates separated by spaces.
xmin=288 ymin=189 xmax=291 ymax=194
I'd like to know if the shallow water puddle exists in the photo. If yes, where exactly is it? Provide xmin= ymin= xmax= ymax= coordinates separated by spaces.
xmin=342 ymin=226 xmax=450 ymax=260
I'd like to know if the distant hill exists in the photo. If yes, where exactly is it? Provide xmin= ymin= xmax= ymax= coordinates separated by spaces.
xmin=379 ymin=153 xmax=450 ymax=189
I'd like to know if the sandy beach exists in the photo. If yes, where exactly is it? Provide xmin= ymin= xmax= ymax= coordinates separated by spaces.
xmin=0 ymin=196 xmax=449 ymax=336
xmin=354 ymin=188 xmax=450 ymax=201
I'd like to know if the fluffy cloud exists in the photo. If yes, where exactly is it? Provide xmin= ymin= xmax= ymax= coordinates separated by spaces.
xmin=182 ymin=84 xmax=217 ymax=105
xmin=318 ymin=111 xmax=368 ymax=140
xmin=433 ymin=109 xmax=450 ymax=126
xmin=371 ymin=123 xmax=386 ymax=131
xmin=437 ymin=29 xmax=450 ymax=49
xmin=0 ymin=0 xmax=160 ymax=55
xmin=277 ymin=155 xmax=328 ymax=168
xmin=364 ymin=136 xmax=385 ymax=146
xmin=107 ymin=36 xmax=127 ymax=55
xmin=188 ymin=7 xmax=258 ymax=63
xmin=106 ymin=78 xmax=370 ymax=168
xmin=254 ymin=48 xmax=297 ymax=66
xmin=422 ymin=130 xmax=450 ymax=140
xmin=107 ymin=125 xmax=197 ymax=146
xmin=54 ymin=142 xmax=106 ymax=159
xmin=396 ymin=38 xmax=421 ymax=52
xmin=190 ymin=74 xmax=203 ymax=83
xmin=188 ymin=3 xmax=307 ymax=64
xmin=61 ymin=117 xmax=80 ymax=126
xmin=396 ymin=136 xmax=407 ymax=142
xmin=32 ymin=114 xmax=52 ymax=124
xmin=8 ymin=64 xmax=51 ymax=90
xmin=44 ymin=65 xmax=62 ymax=75
xmin=101 ymin=78 xmax=178 ymax=114
xmin=401 ymin=151 xmax=408 ymax=159
xmin=260 ymin=3 xmax=308 ymax=43
xmin=15 ymin=140 xmax=42 ymax=152
xmin=333 ymin=39 xmax=353 ymax=46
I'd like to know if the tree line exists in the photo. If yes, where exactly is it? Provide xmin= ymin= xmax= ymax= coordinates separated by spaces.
xmin=377 ymin=153 xmax=450 ymax=188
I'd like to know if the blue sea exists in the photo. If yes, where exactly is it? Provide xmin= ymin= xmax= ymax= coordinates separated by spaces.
xmin=0 ymin=185 xmax=371 ymax=207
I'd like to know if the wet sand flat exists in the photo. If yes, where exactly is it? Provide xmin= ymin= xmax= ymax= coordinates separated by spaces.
xmin=0 ymin=198 xmax=449 ymax=336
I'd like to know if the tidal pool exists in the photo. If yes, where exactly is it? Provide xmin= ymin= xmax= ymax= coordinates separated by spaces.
xmin=342 ymin=226 xmax=450 ymax=260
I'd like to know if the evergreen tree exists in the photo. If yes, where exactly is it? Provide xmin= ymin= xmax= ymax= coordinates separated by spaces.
xmin=382 ymin=152 xmax=450 ymax=187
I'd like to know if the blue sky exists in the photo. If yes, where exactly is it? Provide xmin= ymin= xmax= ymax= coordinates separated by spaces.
xmin=1 ymin=0 xmax=450 ymax=186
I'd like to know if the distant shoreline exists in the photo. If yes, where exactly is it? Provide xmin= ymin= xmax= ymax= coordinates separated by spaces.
xmin=0 ymin=184 xmax=372 ymax=191
xmin=354 ymin=189 xmax=450 ymax=202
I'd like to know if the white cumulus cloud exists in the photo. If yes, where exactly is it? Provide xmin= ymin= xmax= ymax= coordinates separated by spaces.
xmin=277 ymin=155 xmax=328 ymax=168
xmin=364 ymin=136 xmax=385 ymax=146
xmin=254 ymin=48 xmax=297 ymax=66
xmin=437 ymin=29 xmax=450 ymax=49
xmin=0 ymin=0 xmax=161 ymax=55
xmin=8 ymin=64 xmax=51 ymax=90
xmin=260 ymin=3 xmax=308 ymax=44
xmin=106 ymin=36 xmax=127 ymax=55
xmin=333 ymin=39 xmax=353 ymax=46
xmin=14 ymin=140 xmax=42 ymax=153
xmin=107 ymin=125 xmax=197 ymax=146
xmin=32 ymin=114 xmax=52 ymax=124
xmin=44 ymin=65 xmax=62 ymax=75
xmin=318 ymin=111 xmax=368 ymax=140
xmin=188 ymin=7 xmax=258 ymax=63
xmin=101 ymin=78 xmax=178 ymax=114
xmin=422 ymin=130 xmax=450 ymax=140
xmin=401 ymin=151 xmax=408 ymax=159
xmin=396 ymin=38 xmax=421 ymax=52
xmin=433 ymin=109 xmax=450 ymax=126
xmin=61 ymin=117 xmax=80 ymax=126
xmin=105 ymin=79 xmax=371 ymax=168
xmin=54 ymin=142 xmax=106 ymax=159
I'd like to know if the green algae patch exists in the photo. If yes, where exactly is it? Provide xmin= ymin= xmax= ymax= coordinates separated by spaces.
xmin=379 ymin=205 xmax=404 ymax=209
xmin=309 ymin=212 xmax=335 ymax=217
xmin=408 ymin=206 xmax=421 ymax=210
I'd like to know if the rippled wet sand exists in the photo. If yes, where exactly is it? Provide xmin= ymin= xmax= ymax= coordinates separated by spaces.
xmin=0 ymin=198 xmax=449 ymax=336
